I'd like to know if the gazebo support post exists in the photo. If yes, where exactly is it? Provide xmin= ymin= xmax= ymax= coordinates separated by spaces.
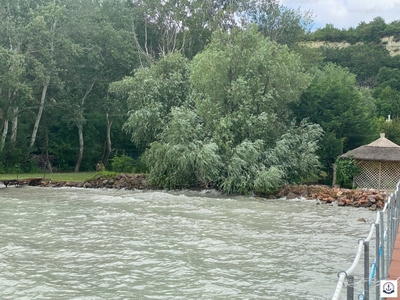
xmin=332 ymin=164 xmax=337 ymax=187
xmin=379 ymin=161 xmax=382 ymax=190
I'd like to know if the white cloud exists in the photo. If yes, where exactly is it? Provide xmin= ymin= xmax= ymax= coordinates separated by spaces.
xmin=280 ymin=0 xmax=400 ymax=29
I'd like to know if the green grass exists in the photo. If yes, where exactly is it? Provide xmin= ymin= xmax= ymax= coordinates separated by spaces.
xmin=0 ymin=172 xmax=98 ymax=182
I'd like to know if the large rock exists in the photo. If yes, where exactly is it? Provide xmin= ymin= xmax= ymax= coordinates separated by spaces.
xmin=326 ymin=197 xmax=335 ymax=203
xmin=286 ymin=192 xmax=299 ymax=200
xmin=368 ymin=195 xmax=376 ymax=203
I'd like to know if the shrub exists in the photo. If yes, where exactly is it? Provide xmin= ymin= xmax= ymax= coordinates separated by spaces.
xmin=111 ymin=154 xmax=134 ymax=173
xmin=132 ymin=155 xmax=148 ymax=174
xmin=335 ymin=157 xmax=361 ymax=188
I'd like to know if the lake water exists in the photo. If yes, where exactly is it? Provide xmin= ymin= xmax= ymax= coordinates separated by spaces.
xmin=0 ymin=186 xmax=377 ymax=299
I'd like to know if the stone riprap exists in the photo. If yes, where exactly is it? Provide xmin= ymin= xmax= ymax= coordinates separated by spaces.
xmin=276 ymin=184 xmax=388 ymax=209
xmin=38 ymin=173 xmax=148 ymax=190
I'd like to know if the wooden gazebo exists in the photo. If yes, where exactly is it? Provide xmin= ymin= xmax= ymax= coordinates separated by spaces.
xmin=340 ymin=133 xmax=400 ymax=190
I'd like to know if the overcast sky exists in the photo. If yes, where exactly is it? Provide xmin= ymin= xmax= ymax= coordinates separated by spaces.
xmin=280 ymin=0 xmax=400 ymax=30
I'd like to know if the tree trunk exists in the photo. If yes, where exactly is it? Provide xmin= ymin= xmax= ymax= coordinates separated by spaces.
xmin=1 ymin=119 xmax=9 ymax=151
xmin=30 ymin=77 xmax=50 ymax=148
xmin=11 ymin=107 xmax=18 ymax=145
xmin=0 ymin=89 xmax=15 ymax=134
xmin=73 ymin=80 xmax=95 ymax=173
xmin=74 ymin=124 xmax=84 ymax=172
xmin=103 ymin=113 xmax=113 ymax=168
xmin=45 ymin=120 xmax=52 ymax=173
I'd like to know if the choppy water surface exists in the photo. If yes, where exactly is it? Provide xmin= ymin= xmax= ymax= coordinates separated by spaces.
xmin=0 ymin=187 xmax=377 ymax=299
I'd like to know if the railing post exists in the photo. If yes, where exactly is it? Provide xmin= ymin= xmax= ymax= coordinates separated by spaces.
xmin=347 ymin=275 xmax=354 ymax=300
xmin=390 ymin=205 xmax=393 ymax=261
xmin=396 ymin=207 xmax=399 ymax=239
xmin=392 ymin=208 xmax=396 ymax=263
xmin=387 ymin=203 xmax=391 ymax=279
xmin=364 ymin=240 xmax=369 ymax=300
xmin=380 ymin=211 xmax=385 ymax=279
xmin=376 ymin=223 xmax=380 ymax=300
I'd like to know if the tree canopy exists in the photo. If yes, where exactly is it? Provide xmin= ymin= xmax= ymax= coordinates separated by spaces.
xmin=2 ymin=0 xmax=400 ymax=190
xmin=139 ymin=28 xmax=323 ymax=193
xmin=292 ymin=63 xmax=377 ymax=173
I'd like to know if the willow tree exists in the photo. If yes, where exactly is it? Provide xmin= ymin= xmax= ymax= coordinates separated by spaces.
xmin=110 ymin=53 xmax=191 ymax=148
xmin=144 ymin=27 xmax=323 ymax=193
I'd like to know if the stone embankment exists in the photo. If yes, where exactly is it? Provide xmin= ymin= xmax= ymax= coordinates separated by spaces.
xmin=277 ymin=184 xmax=388 ymax=210
xmin=38 ymin=173 xmax=148 ymax=190
xmin=36 ymin=175 xmax=389 ymax=210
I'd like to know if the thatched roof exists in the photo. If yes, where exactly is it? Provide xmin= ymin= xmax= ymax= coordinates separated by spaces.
xmin=340 ymin=133 xmax=400 ymax=162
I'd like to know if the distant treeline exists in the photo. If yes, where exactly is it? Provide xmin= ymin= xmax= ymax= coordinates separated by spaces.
xmin=307 ymin=17 xmax=400 ymax=43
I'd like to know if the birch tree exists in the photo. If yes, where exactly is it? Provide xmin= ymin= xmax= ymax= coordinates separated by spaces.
xmin=0 ymin=0 xmax=34 ymax=151
xmin=25 ymin=2 xmax=68 ymax=149
xmin=61 ymin=0 xmax=136 ymax=172
xmin=0 ymin=49 xmax=29 ymax=151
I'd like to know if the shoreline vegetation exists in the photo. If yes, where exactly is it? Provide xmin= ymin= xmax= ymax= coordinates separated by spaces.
xmin=2 ymin=2 xmax=400 ymax=196
xmin=3 ymin=172 xmax=388 ymax=210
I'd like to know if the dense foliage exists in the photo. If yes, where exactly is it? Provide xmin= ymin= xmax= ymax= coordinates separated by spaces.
xmin=292 ymin=64 xmax=377 ymax=173
xmin=0 ymin=0 xmax=314 ymax=176
xmin=335 ymin=157 xmax=361 ymax=189
xmin=0 ymin=0 xmax=138 ymax=173
xmin=3 ymin=0 xmax=400 ymax=190
xmin=140 ymin=29 xmax=323 ymax=193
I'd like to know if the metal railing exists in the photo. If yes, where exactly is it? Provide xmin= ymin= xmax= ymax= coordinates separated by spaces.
xmin=332 ymin=181 xmax=400 ymax=300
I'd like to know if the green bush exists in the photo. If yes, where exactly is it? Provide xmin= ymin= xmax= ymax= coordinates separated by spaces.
xmin=335 ymin=157 xmax=361 ymax=188
xmin=132 ymin=155 xmax=148 ymax=174
xmin=111 ymin=154 xmax=134 ymax=173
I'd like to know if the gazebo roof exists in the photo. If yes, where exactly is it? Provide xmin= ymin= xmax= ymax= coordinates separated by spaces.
xmin=340 ymin=133 xmax=400 ymax=162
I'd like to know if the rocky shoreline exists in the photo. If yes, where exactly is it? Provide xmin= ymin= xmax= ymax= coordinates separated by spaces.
xmin=19 ymin=173 xmax=389 ymax=210
xmin=275 ymin=184 xmax=388 ymax=210
xmin=26 ymin=173 xmax=149 ymax=190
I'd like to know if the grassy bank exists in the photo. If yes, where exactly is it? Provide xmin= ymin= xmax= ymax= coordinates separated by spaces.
xmin=0 ymin=172 xmax=98 ymax=182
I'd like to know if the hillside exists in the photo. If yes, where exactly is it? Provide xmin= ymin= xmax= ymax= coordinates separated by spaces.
xmin=302 ymin=36 xmax=400 ymax=56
